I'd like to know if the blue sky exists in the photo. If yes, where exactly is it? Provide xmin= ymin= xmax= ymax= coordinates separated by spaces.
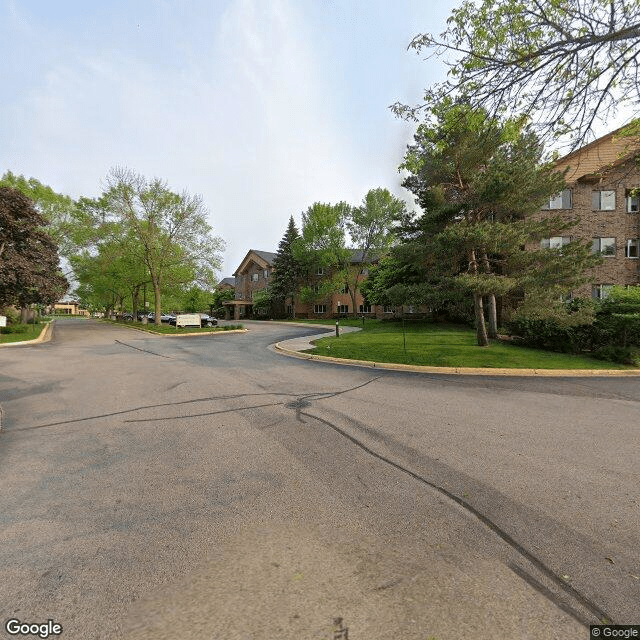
xmin=1 ymin=0 xmax=458 ymax=277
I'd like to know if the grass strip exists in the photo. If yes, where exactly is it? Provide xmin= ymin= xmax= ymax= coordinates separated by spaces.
xmin=306 ymin=320 xmax=634 ymax=370
xmin=101 ymin=319 xmax=243 ymax=334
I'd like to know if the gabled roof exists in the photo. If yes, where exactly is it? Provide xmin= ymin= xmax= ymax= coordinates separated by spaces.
xmin=233 ymin=249 xmax=276 ymax=276
xmin=218 ymin=277 xmax=235 ymax=287
xmin=554 ymin=124 xmax=640 ymax=183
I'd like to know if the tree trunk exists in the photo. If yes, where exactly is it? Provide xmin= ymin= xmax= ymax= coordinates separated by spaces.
xmin=480 ymin=250 xmax=498 ymax=339
xmin=473 ymin=292 xmax=489 ymax=346
xmin=486 ymin=294 xmax=498 ymax=339
xmin=153 ymin=279 xmax=162 ymax=325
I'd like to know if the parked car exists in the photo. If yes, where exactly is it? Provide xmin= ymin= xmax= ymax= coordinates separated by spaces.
xmin=199 ymin=314 xmax=218 ymax=327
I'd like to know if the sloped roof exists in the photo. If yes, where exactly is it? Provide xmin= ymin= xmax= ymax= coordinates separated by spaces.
xmin=554 ymin=125 xmax=640 ymax=183
xmin=218 ymin=277 xmax=235 ymax=287
xmin=233 ymin=249 xmax=277 ymax=276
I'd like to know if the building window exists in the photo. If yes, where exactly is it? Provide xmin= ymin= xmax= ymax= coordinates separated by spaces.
xmin=314 ymin=304 xmax=327 ymax=314
xmin=359 ymin=304 xmax=372 ymax=313
xmin=360 ymin=268 xmax=369 ymax=275
xmin=542 ymin=189 xmax=572 ymax=210
xmin=407 ymin=305 xmax=416 ymax=314
xmin=626 ymin=239 xmax=640 ymax=258
xmin=316 ymin=267 xmax=324 ymax=275
xmin=541 ymin=236 xmax=571 ymax=249
xmin=337 ymin=304 xmax=349 ymax=314
xmin=263 ymin=269 xmax=269 ymax=278
xmin=339 ymin=284 xmax=349 ymax=294
xmin=592 ymin=237 xmax=616 ymax=257
xmin=251 ymin=273 xmax=259 ymax=282
xmin=592 ymin=190 xmax=616 ymax=211
xmin=626 ymin=190 xmax=640 ymax=212
xmin=286 ymin=304 xmax=293 ymax=315
xmin=592 ymin=284 xmax=613 ymax=299
xmin=383 ymin=306 xmax=394 ymax=313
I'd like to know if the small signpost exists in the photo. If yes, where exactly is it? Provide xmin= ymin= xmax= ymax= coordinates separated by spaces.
xmin=0 ymin=315 xmax=6 ymax=338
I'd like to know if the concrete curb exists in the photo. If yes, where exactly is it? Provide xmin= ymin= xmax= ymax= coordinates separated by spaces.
xmin=0 ymin=320 xmax=54 ymax=348
xmin=272 ymin=328 xmax=640 ymax=377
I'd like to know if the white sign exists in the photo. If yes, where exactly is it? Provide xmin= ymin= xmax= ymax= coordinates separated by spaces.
xmin=0 ymin=316 xmax=6 ymax=327
xmin=176 ymin=314 xmax=201 ymax=328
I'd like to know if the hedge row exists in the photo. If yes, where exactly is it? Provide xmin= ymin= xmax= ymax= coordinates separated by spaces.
xmin=507 ymin=313 xmax=640 ymax=364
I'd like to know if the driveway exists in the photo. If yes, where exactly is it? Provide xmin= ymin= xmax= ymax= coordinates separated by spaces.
xmin=0 ymin=318 xmax=638 ymax=639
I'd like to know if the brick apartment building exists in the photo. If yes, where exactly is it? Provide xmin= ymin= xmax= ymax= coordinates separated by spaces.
xmin=223 ymin=248 xmax=399 ymax=320
xmin=532 ymin=127 xmax=640 ymax=298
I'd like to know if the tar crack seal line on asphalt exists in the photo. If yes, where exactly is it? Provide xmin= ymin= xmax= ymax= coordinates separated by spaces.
xmin=298 ymin=408 xmax=616 ymax=628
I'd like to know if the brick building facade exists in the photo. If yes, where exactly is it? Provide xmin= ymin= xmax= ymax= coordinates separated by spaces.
xmin=532 ymin=127 xmax=640 ymax=297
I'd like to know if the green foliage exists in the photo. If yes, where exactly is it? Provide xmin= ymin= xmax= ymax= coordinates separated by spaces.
xmin=270 ymin=216 xmax=302 ymax=314
xmin=396 ymin=0 xmax=640 ymax=148
xmin=0 ymin=171 xmax=80 ymax=257
xmin=599 ymin=285 xmax=640 ymax=315
xmin=391 ymin=101 xmax=594 ymax=344
xmin=0 ymin=187 xmax=68 ymax=307
xmin=75 ymin=167 xmax=224 ymax=322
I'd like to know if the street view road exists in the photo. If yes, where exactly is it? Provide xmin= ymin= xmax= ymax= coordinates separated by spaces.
xmin=0 ymin=318 xmax=638 ymax=639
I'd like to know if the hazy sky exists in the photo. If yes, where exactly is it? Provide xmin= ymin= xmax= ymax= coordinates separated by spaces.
xmin=1 ymin=0 xmax=458 ymax=277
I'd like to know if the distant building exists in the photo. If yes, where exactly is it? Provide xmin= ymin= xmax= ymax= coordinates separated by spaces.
xmin=52 ymin=301 xmax=90 ymax=316
xmin=224 ymin=248 xmax=409 ymax=320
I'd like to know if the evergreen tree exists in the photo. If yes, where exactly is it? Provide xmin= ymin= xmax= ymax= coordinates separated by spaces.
xmin=393 ymin=101 xmax=599 ymax=345
xmin=270 ymin=216 xmax=302 ymax=316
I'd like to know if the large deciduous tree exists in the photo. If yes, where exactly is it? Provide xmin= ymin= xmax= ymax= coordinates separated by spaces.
xmin=345 ymin=188 xmax=406 ymax=315
xmin=293 ymin=202 xmax=352 ymax=308
xmin=395 ymin=0 xmax=640 ymax=148
xmin=101 ymin=168 xmax=224 ymax=324
xmin=0 ymin=187 xmax=68 ymax=309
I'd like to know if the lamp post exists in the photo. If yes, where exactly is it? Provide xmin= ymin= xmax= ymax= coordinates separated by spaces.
xmin=336 ymin=300 xmax=340 ymax=337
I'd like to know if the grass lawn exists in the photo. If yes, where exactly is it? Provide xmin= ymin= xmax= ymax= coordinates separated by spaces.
xmin=102 ymin=319 xmax=243 ymax=334
xmin=305 ymin=320 xmax=634 ymax=370
xmin=0 ymin=323 xmax=47 ymax=344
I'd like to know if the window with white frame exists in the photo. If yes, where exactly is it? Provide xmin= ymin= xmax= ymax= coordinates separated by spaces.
xmin=359 ymin=304 xmax=371 ymax=313
xmin=383 ymin=306 xmax=394 ymax=313
xmin=337 ymin=304 xmax=349 ymax=314
xmin=592 ymin=237 xmax=616 ymax=256
xmin=592 ymin=284 xmax=613 ymax=299
xmin=340 ymin=284 xmax=349 ymax=294
xmin=626 ymin=238 xmax=639 ymax=258
xmin=251 ymin=273 xmax=259 ymax=282
xmin=542 ymin=189 xmax=572 ymax=210
xmin=626 ymin=190 xmax=640 ymax=212
xmin=592 ymin=190 xmax=616 ymax=210
xmin=407 ymin=305 xmax=416 ymax=314
xmin=316 ymin=267 xmax=324 ymax=275
xmin=314 ymin=304 xmax=327 ymax=314
xmin=263 ymin=269 xmax=269 ymax=278
xmin=541 ymin=236 xmax=571 ymax=249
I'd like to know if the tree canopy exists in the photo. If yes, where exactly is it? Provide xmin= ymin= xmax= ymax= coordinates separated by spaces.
xmin=394 ymin=0 xmax=640 ymax=148
xmin=379 ymin=102 xmax=599 ymax=345
xmin=0 ymin=187 xmax=68 ymax=308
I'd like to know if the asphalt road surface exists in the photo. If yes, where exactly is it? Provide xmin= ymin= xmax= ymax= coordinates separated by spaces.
xmin=0 ymin=318 xmax=638 ymax=639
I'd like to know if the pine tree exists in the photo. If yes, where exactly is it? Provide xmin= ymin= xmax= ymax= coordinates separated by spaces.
xmin=270 ymin=216 xmax=302 ymax=316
